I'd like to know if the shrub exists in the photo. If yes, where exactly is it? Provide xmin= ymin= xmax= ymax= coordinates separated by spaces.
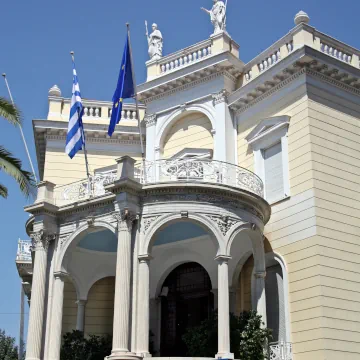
xmin=60 ymin=331 xmax=112 ymax=360
xmin=0 ymin=329 xmax=21 ymax=360
xmin=182 ymin=311 xmax=271 ymax=360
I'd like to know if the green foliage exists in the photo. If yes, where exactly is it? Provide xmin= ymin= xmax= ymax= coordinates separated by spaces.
xmin=60 ymin=331 xmax=112 ymax=360
xmin=0 ymin=329 xmax=20 ymax=360
xmin=0 ymin=97 xmax=36 ymax=198
xmin=182 ymin=311 xmax=272 ymax=360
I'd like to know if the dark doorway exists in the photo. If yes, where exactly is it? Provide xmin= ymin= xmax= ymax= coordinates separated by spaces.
xmin=160 ymin=262 xmax=213 ymax=356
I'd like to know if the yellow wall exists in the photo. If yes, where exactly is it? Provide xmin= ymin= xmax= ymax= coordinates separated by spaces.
xmin=162 ymin=113 xmax=213 ymax=158
xmin=235 ymin=256 xmax=253 ymax=315
xmin=43 ymin=148 xmax=141 ymax=186
xmin=62 ymin=278 xmax=77 ymax=335
xmin=84 ymin=277 xmax=115 ymax=337
xmin=237 ymin=92 xmax=360 ymax=360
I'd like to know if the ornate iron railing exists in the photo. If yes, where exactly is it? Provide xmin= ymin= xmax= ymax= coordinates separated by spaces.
xmin=55 ymin=170 xmax=117 ymax=205
xmin=269 ymin=341 xmax=293 ymax=360
xmin=17 ymin=239 xmax=32 ymax=261
xmin=134 ymin=159 xmax=264 ymax=197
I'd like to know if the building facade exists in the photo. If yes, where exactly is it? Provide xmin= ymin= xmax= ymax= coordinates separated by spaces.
xmin=17 ymin=9 xmax=360 ymax=360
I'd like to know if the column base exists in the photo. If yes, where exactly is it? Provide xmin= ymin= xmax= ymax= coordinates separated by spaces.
xmin=215 ymin=352 xmax=234 ymax=359
xmin=106 ymin=352 xmax=142 ymax=360
xmin=136 ymin=352 xmax=152 ymax=358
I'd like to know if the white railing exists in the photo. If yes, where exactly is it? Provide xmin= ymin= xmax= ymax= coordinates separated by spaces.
xmin=269 ymin=341 xmax=293 ymax=360
xmin=17 ymin=239 xmax=32 ymax=261
xmin=159 ymin=41 xmax=212 ymax=75
xmin=83 ymin=106 xmax=101 ymax=118
xmin=135 ymin=159 xmax=264 ymax=197
xmin=258 ymin=49 xmax=282 ymax=73
xmin=108 ymin=108 xmax=138 ymax=120
xmin=320 ymin=41 xmax=352 ymax=64
xmin=55 ymin=170 xmax=117 ymax=205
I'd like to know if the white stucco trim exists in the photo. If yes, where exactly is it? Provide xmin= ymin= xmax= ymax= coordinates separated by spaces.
xmin=246 ymin=116 xmax=291 ymax=203
xmin=265 ymin=252 xmax=292 ymax=344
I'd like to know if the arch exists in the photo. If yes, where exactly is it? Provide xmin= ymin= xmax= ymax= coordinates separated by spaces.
xmin=152 ymin=249 xmax=215 ymax=299
xmin=141 ymin=213 xmax=226 ymax=257
xmin=156 ymin=104 xmax=217 ymax=152
xmin=227 ymin=225 xmax=266 ymax=274
xmin=265 ymin=252 xmax=291 ymax=343
xmin=56 ymin=220 xmax=117 ymax=273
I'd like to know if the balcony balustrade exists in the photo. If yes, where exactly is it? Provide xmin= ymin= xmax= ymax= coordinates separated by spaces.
xmin=17 ymin=239 xmax=32 ymax=261
xmin=52 ymin=159 xmax=264 ymax=206
xmin=269 ymin=341 xmax=293 ymax=360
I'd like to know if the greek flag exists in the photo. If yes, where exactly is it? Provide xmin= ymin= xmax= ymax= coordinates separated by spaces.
xmin=65 ymin=61 xmax=85 ymax=159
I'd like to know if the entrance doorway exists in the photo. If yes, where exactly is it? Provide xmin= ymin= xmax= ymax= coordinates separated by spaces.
xmin=160 ymin=262 xmax=213 ymax=356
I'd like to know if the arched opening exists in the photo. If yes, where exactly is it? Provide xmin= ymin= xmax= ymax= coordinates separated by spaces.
xmin=159 ymin=262 xmax=213 ymax=356
xmin=162 ymin=112 xmax=214 ymax=159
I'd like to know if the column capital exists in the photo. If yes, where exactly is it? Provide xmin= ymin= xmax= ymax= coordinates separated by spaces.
xmin=254 ymin=271 xmax=267 ymax=279
xmin=144 ymin=113 xmax=157 ymax=127
xmin=76 ymin=299 xmax=87 ymax=306
xmin=214 ymin=255 xmax=232 ymax=263
xmin=30 ymin=230 xmax=56 ymax=252
xmin=53 ymin=271 xmax=68 ymax=280
xmin=212 ymin=89 xmax=229 ymax=106
xmin=113 ymin=209 xmax=138 ymax=232
xmin=138 ymin=254 xmax=153 ymax=263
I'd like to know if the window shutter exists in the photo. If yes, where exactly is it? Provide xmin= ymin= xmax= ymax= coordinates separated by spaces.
xmin=264 ymin=142 xmax=284 ymax=203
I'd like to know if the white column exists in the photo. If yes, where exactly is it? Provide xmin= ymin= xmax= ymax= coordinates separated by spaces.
xmin=109 ymin=212 xmax=139 ymax=360
xmin=48 ymin=272 xmax=66 ymax=360
xmin=215 ymin=256 xmax=234 ymax=359
xmin=254 ymin=272 xmax=267 ymax=327
xmin=136 ymin=255 xmax=151 ymax=357
xmin=26 ymin=231 xmax=54 ymax=360
xmin=76 ymin=300 xmax=87 ymax=332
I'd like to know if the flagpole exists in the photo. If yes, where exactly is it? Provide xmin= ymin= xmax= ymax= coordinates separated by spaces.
xmin=70 ymin=51 xmax=93 ymax=197
xmin=126 ymin=23 xmax=146 ymax=165
xmin=2 ymin=73 xmax=38 ymax=183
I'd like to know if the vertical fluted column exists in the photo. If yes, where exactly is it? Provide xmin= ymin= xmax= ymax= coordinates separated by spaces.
xmin=26 ymin=230 xmax=55 ymax=360
xmin=110 ymin=210 xmax=139 ymax=360
xmin=215 ymin=255 xmax=234 ymax=359
xmin=76 ymin=300 xmax=87 ymax=332
xmin=254 ymin=272 xmax=267 ymax=327
xmin=48 ymin=272 xmax=66 ymax=360
xmin=136 ymin=255 xmax=151 ymax=357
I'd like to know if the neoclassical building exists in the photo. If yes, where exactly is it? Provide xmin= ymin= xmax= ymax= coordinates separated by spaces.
xmin=17 ymin=9 xmax=360 ymax=360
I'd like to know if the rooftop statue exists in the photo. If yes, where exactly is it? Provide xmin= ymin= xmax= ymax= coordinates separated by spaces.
xmin=145 ymin=21 xmax=163 ymax=60
xmin=201 ymin=0 xmax=227 ymax=35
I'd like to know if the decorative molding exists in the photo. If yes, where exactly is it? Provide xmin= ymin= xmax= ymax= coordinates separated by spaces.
xmin=59 ymin=233 xmax=72 ymax=248
xmin=30 ymin=230 xmax=56 ymax=252
xmin=45 ymin=134 xmax=144 ymax=146
xmin=232 ymin=64 xmax=360 ymax=115
xmin=143 ymin=216 xmax=161 ymax=234
xmin=53 ymin=271 xmax=68 ymax=280
xmin=140 ymin=70 xmax=236 ymax=104
xmin=212 ymin=89 xmax=229 ymax=106
xmin=144 ymin=113 xmax=157 ymax=127
xmin=181 ymin=211 xmax=189 ymax=218
xmin=112 ymin=209 xmax=137 ymax=232
xmin=206 ymin=215 xmax=240 ymax=236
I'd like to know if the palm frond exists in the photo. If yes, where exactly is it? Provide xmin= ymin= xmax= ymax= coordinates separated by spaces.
xmin=0 ymin=97 xmax=21 ymax=126
xmin=0 ymin=184 xmax=8 ymax=198
xmin=0 ymin=146 xmax=36 ymax=198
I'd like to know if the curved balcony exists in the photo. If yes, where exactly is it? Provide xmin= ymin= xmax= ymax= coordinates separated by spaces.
xmin=52 ymin=159 xmax=264 ymax=206
xmin=134 ymin=159 xmax=264 ymax=197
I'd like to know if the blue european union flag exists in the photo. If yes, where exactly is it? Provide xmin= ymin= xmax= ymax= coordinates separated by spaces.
xmin=108 ymin=34 xmax=135 ymax=137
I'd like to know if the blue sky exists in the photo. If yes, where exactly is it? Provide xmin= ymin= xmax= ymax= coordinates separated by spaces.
xmin=1 ymin=0 xmax=359 ymax=344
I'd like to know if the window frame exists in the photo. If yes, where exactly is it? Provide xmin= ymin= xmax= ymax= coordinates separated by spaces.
xmin=246 ymin=116 xmax=290 ymax=204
